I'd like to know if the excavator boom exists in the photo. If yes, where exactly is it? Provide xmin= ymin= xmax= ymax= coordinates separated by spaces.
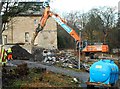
xmin=31 ymin=1 xmax=109 ymax=54
xmin=50 ymin=13 xmax=80 ymax=42
xmin=31 ymin=1 xmax=80 ymax=46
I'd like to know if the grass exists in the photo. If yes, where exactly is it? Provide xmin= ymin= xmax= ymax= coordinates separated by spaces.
xmin=3 ymin=67 xmax=80 ymax=88
xmin=22 ymin=70 xmax=78 ymax=87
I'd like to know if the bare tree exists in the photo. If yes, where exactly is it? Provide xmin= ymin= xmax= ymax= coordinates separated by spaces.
xmin=0 ymin=1 xmax=20 ymax=44
xmin=58 ymin=11 xmax=89 ymax=49
xmin=81 ymin=7 xmax=117 ymax=45
xmin=98 ymin=7 xmax=117 ymax=44
xmin=83 ymin=9 xmax=104 ymax=43
xmin=57 ymin=7 xmax=117 ymax=49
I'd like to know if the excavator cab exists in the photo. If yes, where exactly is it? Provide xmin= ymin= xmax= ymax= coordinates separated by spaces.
xmin=76 ymin=40 xmax=88 ymax=51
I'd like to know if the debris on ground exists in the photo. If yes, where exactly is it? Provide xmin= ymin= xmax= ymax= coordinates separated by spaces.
xmin=73 ymin=78 xmax=79 ymax=83
xmin=38 ymin=49 xmax=90 ymax=72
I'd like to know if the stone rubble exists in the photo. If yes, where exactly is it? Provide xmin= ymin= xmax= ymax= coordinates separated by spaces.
xmin=40 ymin=49 xmax=90 ymax=72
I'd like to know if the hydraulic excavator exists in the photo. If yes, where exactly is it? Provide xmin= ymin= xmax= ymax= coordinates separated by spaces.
xmin=31 ymin=0 xmax=80 ymax=47
xmin=31 ymin=0 xmax=109 ymax=56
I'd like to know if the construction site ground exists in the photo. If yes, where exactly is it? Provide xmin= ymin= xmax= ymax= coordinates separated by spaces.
xmin=2 ymin=65 xmax=80 ymax=88
xmin=3 ymin=59 xmax=120 ymax=88
xmin=2 ymin=60 xmax=89 ymax=88
xmin=1 ymin=46 xmax=120 ymax=88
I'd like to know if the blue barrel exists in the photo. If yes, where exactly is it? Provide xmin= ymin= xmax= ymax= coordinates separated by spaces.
xmin=90 ymin=59 xmax=119 ymax=85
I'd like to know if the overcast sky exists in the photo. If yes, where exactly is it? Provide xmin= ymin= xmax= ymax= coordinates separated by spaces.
xmin=49 ymin=0 xmax=119 ymax=13
xmin=17 ymin=0 xmax=119 ymax=12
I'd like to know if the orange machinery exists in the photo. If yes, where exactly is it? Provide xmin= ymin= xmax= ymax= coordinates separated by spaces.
xmin=82 ymin=44 xmax=109 ymax=53
xmin=31 ymin=0 xmax=109 ymax=53
xmin=31 ymin=0 xmax=80 ymax=46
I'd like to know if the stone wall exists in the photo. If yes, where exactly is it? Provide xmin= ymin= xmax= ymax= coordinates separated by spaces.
xmin=2 ymin=16 xmax=57 ymax=49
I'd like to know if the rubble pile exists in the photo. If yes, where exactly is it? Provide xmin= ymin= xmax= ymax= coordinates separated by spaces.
xmin=41 ymin=49 xmax=90 ymax=72
xmin=32 ymin=47 xmax=90 ymax=71
xmin=32 ymin=47 xmax=44 ymax=61
xmin=41 ymin=49 xmax=76 ymax=66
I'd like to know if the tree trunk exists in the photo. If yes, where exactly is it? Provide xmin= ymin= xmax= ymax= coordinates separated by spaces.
xmin=0 ymin=15 xmax=2 ymax=44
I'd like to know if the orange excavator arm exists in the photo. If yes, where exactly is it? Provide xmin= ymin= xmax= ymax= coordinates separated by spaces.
xmin=31 ymin=1 xmax=81 ymax=46
xmin=49 ymin=12 xmax=81 ymax=42
xmin=40 ymin=6 xmax=50 ymax=27
xmin=31 ymin=6 xmax=51 ymax=45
